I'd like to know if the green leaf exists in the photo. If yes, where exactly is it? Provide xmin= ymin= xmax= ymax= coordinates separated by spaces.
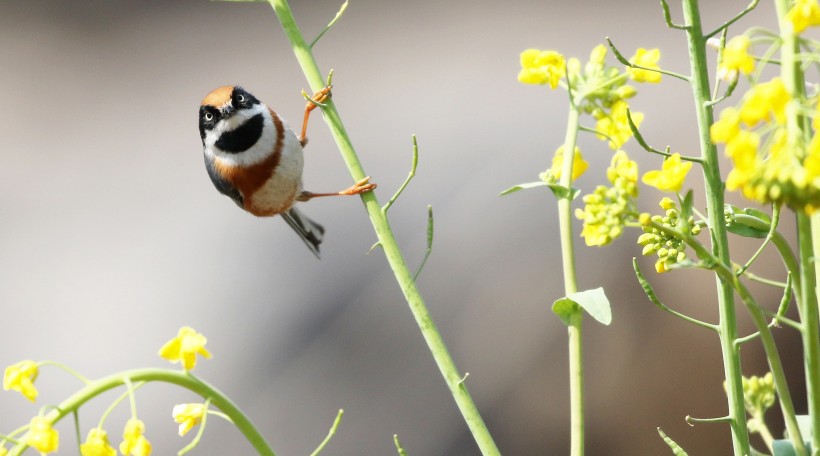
xmin=499 ymin=181 xmax=548 ymax=196
xmin=551 ymin=297 xmax=580 ymax=326
xmin=657 ymin=428 xmax=688 ymax=456
xmin=553 ymin=288 xmax=612 ymax=326
xmin=569 ymin=287 xmax=612 ymax=325
xmin=547 ymin=183 xmax=581 ymax=200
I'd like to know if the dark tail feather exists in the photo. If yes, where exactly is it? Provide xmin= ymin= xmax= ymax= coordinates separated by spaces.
xmin=281 ymin=207 xmax=325 ymax=258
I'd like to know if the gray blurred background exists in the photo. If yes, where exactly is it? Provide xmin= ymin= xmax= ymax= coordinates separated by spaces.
xmin=0 ymin=1 xmax=806 ymax=454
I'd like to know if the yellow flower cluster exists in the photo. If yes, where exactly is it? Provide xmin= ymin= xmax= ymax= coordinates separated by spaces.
xmin=575 ymin=151 xmax=639 ymax=246
xmin=637 ymin=198 xmax=702 ymax=273
xmin=711 ymin=78 xmax=820 ymax=212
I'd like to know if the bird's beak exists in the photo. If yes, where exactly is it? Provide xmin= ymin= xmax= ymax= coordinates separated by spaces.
xmin=220 ymin=105 xmax=236 ymax=118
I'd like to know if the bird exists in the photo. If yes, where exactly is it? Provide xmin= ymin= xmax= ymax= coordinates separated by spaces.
xmin=198 ymin=85 xmax=376 ymax=257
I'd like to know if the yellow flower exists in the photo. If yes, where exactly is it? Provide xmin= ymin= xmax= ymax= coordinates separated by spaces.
xmin=739 ymin=77 xmax=790 ymax=126
xmin=0 ymin=445 xmax=6 ymax=456
xmin=627 ymin=48 xmax=662 ymax=83
xmin=642 ymin=153 xmax=693 ymax=192
xmin=119 ymin=419 xmax=152 ymax=456
xmin=4 ymin=360 xmax=39 ymax=402
xmin=172 ymin=403 xmax=207 ymax=436
xmin=788 ymin=0 xmax=820 ymax=33
xmin=596 ymin=100 xmax=643 ymax=149
xmin=718 ymin=36 xmax=755 ymax=82
xmin=546 ymin=145 xmax=589 ymax=182
xmin=81 ymin=428 xmax=116 ymax=456
xmin=159 ymin=326 xmax=212 ymax=371
xmin=710 ymin=107 xmax=741 ymax=144
xmin=26 ymin=416 xmax=59 ymax=454
xmin=518 ymin=49 xmax=566 ymax=88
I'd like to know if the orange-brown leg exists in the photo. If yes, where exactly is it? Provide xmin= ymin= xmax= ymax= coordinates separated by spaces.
xmin=298 ymin=176 xmax=377 ymax=201
xmin=299 ymin=86 xmax=332 ymax=146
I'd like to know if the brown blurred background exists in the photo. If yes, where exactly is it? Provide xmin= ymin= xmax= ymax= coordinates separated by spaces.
xmin=0 ymin=1 xmax=806 ymax=454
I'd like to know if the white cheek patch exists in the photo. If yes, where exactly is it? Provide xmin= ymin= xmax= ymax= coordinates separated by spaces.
xmin=204 ymin=104 xmax=279 ymax=167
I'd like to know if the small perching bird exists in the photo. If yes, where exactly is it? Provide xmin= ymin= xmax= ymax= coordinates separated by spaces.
xmin=198 ymin=85 xmax=375 ymax=257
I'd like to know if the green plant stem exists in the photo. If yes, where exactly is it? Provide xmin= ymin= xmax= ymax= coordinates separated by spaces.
xmin=558 ymin=104 xmax=583 ymax=456
xmin=774 ymin=0 xmax=820 ymax=449
xmin=648 ymin=220 xmax=806 ymax=455
xmin=7 ymin=369 xmax=275 ymax=456
xmin=267 ymin=2 xmax=500 ymax=455
xmin=680 ymin=1 xmax=749 ymax=454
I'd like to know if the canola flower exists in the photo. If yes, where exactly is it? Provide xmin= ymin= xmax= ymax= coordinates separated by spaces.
xmin=26 ymin=416 xmax=59 ymax=454
xmin=642 ymin=153 xmax=693 ymax=193
xmin=3 ymin=360 xmax=38 ymax=402
xmin=119 ymin=419 xmax=151 ymax=456
xmin=595 ymin=100 xmax=644 ymax=150
xmin=173 ymin=403 xmax=207 ymax=437
xmin=158 ymin=327 xmax=212 ymax=371
xmin=627 ymin=48 xmax=662 ymax=84
xmin=717 ymin=35 xmax=755 ymax=82
xmin=788 ymin=0 xmax=820 ymax=33
xmin=540 ymin=145 xmax=589 ymax=183
xmin=518 ymin=49 xmax=566 ymax=88
xmin=80 ymin=428 xmax=117 ymax=456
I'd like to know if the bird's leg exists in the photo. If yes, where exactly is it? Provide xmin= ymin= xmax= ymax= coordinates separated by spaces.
xmin=298 ymin=176 xmax=377 ymax=201
xmin=299 ymin=86 xmax=332 ymax=147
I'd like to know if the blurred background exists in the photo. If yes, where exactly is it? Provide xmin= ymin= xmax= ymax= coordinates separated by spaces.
xmin=0 ymin=0 xmax=808 ymax=454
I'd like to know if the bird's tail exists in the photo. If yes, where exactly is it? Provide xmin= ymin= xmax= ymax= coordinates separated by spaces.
xmin=281 ymin=207 xmax=325 ymax=258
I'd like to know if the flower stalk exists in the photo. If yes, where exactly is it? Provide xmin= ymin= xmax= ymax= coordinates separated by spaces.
xmin=267 ymin=1 xmax=500 ymax=454
xmin=558 ymin=103 xmax=584 ymax=456
xmin=6 ymin=369 xmax=275 ymax=456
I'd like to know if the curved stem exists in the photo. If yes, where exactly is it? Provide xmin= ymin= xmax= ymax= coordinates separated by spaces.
xmin=267 ymin=2 xmax=500 ymax=455
xmin=7 ymin=369 xmax=275 ymax=456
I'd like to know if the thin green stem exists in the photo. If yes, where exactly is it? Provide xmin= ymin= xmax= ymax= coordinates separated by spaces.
xmin=267 ymin=2 xmax=499 ymax=454
xmin=310 ymin=409 xmax=344 ymax=456
xmin=558 ymin=103 xmax=583 ymax=456
xmin=680 ymin=1 xmax=749 ymax=453
xmin=7 ymin=369 xmax=275 ymax=456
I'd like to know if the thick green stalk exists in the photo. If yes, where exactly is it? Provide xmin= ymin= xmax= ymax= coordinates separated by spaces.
xmin=558 ymin=105 xmax=583 ymax=456
xmin=680 ymin=1 xmax=749 ymax=453
xmin=267 ymin=2 xmax=500 ymax=455
xmin=8 ymin=369 xmax=275 ymax=456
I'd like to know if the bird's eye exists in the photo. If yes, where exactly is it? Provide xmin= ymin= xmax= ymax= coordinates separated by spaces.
xmin=204 ymin=112 xmax=214 ymax=121
xmin=237 ymin=94 xmax=246 ymax=103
